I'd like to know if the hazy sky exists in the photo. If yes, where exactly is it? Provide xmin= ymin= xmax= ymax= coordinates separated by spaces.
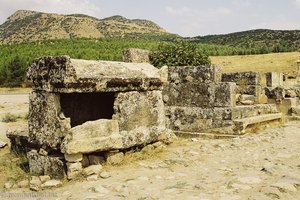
xmin=0 ymin=0 xmax=300 ymax=36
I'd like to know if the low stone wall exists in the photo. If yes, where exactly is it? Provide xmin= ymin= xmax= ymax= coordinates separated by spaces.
xmin=164 ymin=65 xmax=236 ymax=134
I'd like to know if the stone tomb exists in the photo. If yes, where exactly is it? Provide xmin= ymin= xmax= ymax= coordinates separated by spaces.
xmin=16 ymin=56 xmax=171 ymax=179
xmin=164 ymin=67 xmax=282 ymax=136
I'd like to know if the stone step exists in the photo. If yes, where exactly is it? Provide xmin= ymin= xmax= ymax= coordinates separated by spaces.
xmin=174 ymin=131 xmax=238 ymax=139
xmin=233 ymin=113 xmax=283 ymax=134
xmin=232 ymin=104 xmax=279 ymax=120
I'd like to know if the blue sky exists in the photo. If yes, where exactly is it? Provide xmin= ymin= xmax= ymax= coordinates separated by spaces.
xmin=0 ymin=0 xmax=300 ymax=36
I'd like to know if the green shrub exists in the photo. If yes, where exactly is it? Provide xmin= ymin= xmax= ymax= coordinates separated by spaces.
xmin=1 ymin=113 xmax=19 ymax=123
xmin=150 ymin=40 xmax=211 ymax=68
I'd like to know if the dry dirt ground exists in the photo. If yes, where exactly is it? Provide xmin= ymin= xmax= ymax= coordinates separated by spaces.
xmin=1 ymin=93 xmax=300 ymax=200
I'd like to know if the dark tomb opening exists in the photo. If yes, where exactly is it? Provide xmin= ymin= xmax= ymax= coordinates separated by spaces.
xmin=60 ymin=92 xmax=115 ymax=127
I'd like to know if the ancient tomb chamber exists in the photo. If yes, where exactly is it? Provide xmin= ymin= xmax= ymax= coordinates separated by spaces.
xmin=23 ymin=56 xmax=171 ymax=179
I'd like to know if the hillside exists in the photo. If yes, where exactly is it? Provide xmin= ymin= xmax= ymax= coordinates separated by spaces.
xmin=189 ymin=29 xmax=300 ymax=53
xmin=0 ymin=10 xmax=177 ymax=44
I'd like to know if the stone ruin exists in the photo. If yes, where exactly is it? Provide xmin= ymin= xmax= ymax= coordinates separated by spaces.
xmin=8 ymin=56 xmax=172 ymax=179
xmin=6 ymin=52 xmax=300 ymax=180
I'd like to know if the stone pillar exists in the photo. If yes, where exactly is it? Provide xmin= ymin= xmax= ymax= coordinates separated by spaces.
xmin=266 ymin=72 xmax=283 ymax=87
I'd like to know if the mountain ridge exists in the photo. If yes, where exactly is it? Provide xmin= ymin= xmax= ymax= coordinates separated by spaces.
xmin=189 ymin=29 xmax=300 ymax=52
xmin=0 ymin=10 xmax=177 ymax=44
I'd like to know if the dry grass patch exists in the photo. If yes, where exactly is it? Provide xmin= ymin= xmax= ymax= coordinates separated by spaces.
xmin=211 ymin=52 xmax=299 ymax=73
xmin=0 ymin=151 xmax=28 ymax=190
xmin=0 ymin=87 xmax=31 ymax=94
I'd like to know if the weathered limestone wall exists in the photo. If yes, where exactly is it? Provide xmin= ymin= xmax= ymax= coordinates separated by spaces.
xmin=164 ymin=65 xmax=236 ymax=133
xmin=29 ymin=91 xmax=70 ymax=149
xmin=221 ymin=72 xmax=267 ymax=104
xmin=163 ymin=82 xmax=235 ymax=108
xmin=114 ymin=90 xmax=168 ymax=148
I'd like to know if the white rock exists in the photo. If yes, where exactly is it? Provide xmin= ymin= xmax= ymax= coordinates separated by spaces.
xmin=67 ymin=162 xmax=82 ymax=173
xmin=0 ymin=140 xmax=7 ymax=148
xmin=41 ymin=180 xmax=62 ymax=189
xmin=100 ymin=171 xmax=111 ymax=179
xmin=39 ymin=148 xmax=48 ymax=156
xmin=141 ymin=145 xmax=155 ymax=153
xmin=83 ymin=164 xmax=103 ymax=176
xmin=4 ymin=182 xmax=14 ymax=189
xmin=87 ymin=175 xmax=98 ymax=181
xmin=65 ymin=153 xmax=83 ymax=162
xmin=30 ymin=176 xmax=41 ymax=191
xmin=39 ymin=175 xmax=51 ymax=183
xmin=67 ymin=171 xmax=81 ymax=180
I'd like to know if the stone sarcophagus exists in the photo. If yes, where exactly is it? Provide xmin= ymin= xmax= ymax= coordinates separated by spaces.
xmin=21 ymin=56 xmax=172 ymax=179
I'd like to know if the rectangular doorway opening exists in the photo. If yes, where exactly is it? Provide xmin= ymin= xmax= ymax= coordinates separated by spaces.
xmin=60 ymin=92 xmax=115 ymax=127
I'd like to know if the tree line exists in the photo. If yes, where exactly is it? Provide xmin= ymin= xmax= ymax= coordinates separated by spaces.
xmin=0 ymin=38 xmax=298 ymax=87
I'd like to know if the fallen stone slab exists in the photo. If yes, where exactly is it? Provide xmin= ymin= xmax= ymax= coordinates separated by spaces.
xmin=233 ymin=113 xmax=283 ymax=134
xmin=41 ymin=180 xmax=63 ymax=189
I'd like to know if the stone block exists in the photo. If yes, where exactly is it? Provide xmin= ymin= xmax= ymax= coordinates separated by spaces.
xmin=232 ymin=104 xmax=278 ymax=120
xmin=214 ymin=82 xmax=236 ymax=107
xmin=64 ymin=153 xmax=83 ymax=162
xmin=168 ymin=65 xmax=219 ymax=84
xmin=27 ymin=56 xmax=162 ymax=92
xmin=61 ymin=119 xmax=123 ymax=154
xmin=41 ymin=180 xmax=62 ymax=189
xmin=39 ymin=175 xmax=51 ymax=183
xmin=27 ymin=150 xmax=65 ymax=179
xmin=122 ymin=48 xmax=150 ymax=63
xmin=165 ymin=106 xmax=214 ymax=132
xmin=105 ymin=152 xmax=124 ymax=165
xmin=66 ymin=162 xmax=82 ymax=179
xmin=83 ymin=165 xmax=103 ymax=176
xmin=30 ymin=176 xmax=41 ymax=191
xmin=29 ymin=91 xmax=71 ymax=149
xmin=114 ymin=91 xmax=167 ymax=148
xmin=266 ymin=72 xmax=283 ymax=87
xmin=163 ymin=83 xmax=214 ymax=107
xmin=164 ymin=82 xmax=235 ymax=108
xmin=222 ymin=72 xmax=262 ymax=85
